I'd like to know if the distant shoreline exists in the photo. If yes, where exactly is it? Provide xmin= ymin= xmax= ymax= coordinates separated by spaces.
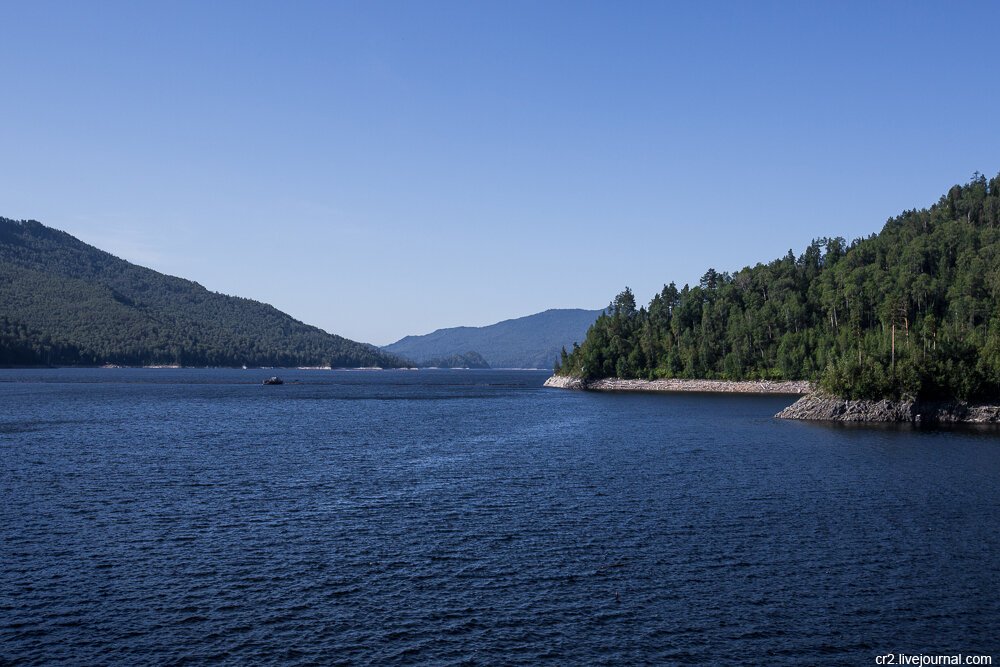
xmin=543 ymin=375 xmax=812 ymax=394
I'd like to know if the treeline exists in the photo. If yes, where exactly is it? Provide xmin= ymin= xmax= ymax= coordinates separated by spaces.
xmin=0 ymin=218 xmax=405 ymax=368
xmin=417 ymin=351 xmax=490 ymax=368
xmin=555 ymin=173 xmax=1000 ymax=400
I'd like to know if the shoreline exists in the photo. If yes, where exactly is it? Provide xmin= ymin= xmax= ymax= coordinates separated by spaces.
xmin=0 ymin=365 xmax=415 ymax=371
xmin=544 ymin=375 xmax=1000 ymax=424
xmin=543 ymin=375 xmax=812 ymax=395
xmin=0 ymin=365 xmax=550 ymax=372
xmin=776 ymin=392 xmax=1000 ymax=424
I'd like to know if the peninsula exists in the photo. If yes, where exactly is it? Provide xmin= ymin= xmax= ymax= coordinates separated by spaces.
xmin=546 ymin=173 xmax=1000 ymax=423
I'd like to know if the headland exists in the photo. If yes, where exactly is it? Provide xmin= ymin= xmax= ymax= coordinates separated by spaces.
xmin=543 ymin=375 xmax=812 ymax=394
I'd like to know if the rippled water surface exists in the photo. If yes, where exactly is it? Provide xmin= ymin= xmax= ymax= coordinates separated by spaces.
xmin=2 ymin=368 xmax=999 ymax=665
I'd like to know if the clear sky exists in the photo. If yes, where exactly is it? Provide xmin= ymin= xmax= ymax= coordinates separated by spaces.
xmin=2 ymin=1 xmax=998 ymax=345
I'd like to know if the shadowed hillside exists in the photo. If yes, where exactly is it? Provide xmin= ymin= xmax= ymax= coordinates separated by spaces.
xmin=0 ymin=218 xmax=406 ymax=368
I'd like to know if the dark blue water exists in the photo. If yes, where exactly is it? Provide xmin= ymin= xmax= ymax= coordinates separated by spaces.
xmin=2 ymin=369 xmax=998 ymax=665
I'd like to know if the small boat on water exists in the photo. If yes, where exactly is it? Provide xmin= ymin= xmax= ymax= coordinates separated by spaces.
xmin=262 ymin=376 xmax=284 ymax=385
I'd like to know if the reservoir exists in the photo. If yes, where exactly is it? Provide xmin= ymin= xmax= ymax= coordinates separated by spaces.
xmin=2 ymin=368 xmax=998 ymax=664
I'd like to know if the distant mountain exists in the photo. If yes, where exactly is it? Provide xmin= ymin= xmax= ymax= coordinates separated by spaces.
xmin=0 ymin=217 xmax=406 ymax=368
xmin=417 ymin=351 xmax=490 ymax=369
xmin=383 ymin=308 xmax=604 ymax=369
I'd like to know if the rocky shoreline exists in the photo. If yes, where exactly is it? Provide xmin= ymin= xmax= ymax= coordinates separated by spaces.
xmin=544 ymin=375 xmax=1000 ymax=423
xmin=775 ymin=392 xmax=1000 ymax=423
xmin=542 ymin=375 xmax=812 ymax=394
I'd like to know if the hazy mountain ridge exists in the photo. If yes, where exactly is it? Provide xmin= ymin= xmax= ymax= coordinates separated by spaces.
xmin=0 ymin=218 xmax=406 ymax=368
xmin=383 ymin=308 xmax=603 ymax=369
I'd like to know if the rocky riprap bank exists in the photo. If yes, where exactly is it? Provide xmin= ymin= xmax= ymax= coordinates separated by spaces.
xmin=776 ymin=391 xmax=1000 ymax=423
xmin=544 ymin=376 xmax=1000 ymax=423
xmin=543 ymin=375 xmax=812 ymax=394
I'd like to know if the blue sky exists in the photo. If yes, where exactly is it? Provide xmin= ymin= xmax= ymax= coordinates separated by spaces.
xmin=2 ymin=1 xmax=998 ymax=345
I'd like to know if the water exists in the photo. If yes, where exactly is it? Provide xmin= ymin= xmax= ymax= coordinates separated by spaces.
xmin=2 ymin=369 xmax=998 ymax=665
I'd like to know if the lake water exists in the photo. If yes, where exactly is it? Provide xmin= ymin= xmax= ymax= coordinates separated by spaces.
xmin=2 ymin=369 xmax=998 ymax=665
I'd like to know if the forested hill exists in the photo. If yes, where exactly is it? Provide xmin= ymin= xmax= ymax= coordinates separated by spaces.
xmin=416 ymin=351 xmax=491 ymax=369
xmin=383 ymin=308 xmax=604 ymax=369
xmin=0 ymin=218 xmax=406 ymax=368
xmin=555 ymin=173 xmax=1000 ymax=400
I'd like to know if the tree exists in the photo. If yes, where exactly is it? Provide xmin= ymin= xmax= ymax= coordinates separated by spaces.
xmin=554 ymin=173 xmax=1000 ymax=400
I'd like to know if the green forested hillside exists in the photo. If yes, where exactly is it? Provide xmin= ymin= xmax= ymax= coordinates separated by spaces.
xmin=555 ymin=173 xmax=1000 ymax=400
xmin=416 ymin=351 xmax=491 ymax=369
xmin=0 ymin=218 xmax=405 ymax=368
